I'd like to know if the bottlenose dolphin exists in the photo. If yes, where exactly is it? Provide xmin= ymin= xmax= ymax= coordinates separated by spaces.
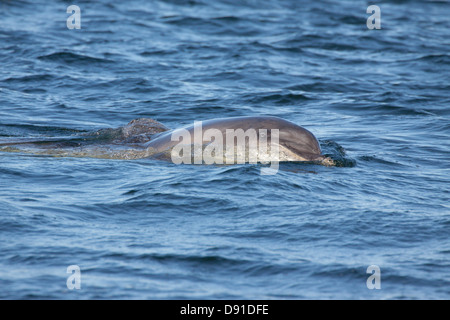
xmin=146 ymin=116 xmax=331 ymax=164
xmin=0 ymin=116 xmax=333 ymax=165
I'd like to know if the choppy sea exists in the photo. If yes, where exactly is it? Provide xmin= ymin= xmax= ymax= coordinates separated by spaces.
xmin=0 ymin=0 xmax=449 ymax=299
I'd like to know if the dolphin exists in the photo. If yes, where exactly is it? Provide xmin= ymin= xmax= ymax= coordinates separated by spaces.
xmin=146 ymin=116 xmax=332 ymax=164
xmin=0 ymin=116 xmax=333 ymax=165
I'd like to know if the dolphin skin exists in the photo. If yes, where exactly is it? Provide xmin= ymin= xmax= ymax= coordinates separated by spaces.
xmin=146 ymin=116 xmax=329 ymax=163
xmin=0 ymin=116 xmax=333 ymax=165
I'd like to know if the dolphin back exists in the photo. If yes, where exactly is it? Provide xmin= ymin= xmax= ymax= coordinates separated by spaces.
xmin=145 ymin=116 xmax=322 ymax=161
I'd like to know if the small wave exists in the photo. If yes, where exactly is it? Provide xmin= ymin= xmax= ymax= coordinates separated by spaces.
xmin=162 ymin=16 xmax=211 ymax=27
xmin=0 ymin=123 xmax=85 ymax=136
xmin=244 ymin=92 xmax=311 ymax=105
xmin=396 ymin=53 xmax=450 ymax=64
xmin=359 ymin=155 xmax=404 ymax=167
xmin=320 ymin=140 xmax=356 ymax=167
xmin=311 ymin=265 xmax=362 ymax=281
xmin=286 ymin=81 xmax=351 ymax=93
xmin=2 ymin=74 xmax=56 ymax=83
xmin=334 ymin=103 xmax=438 ymax=116
xmin=187 ymin=105 xmax=232 ymax=114
xmin=140 ymin=49 xmax=178 ymax=57
xmin=0 ymin=0 xmax=30 ymax=9
xmin=334 ymin=14 xmax=364 ymax=26
xmin=211 ymin=16 xmax=241 ymax=22
xmin=38 ymin=52 xmax=114 ymax=65
xmin=375 ymin=104 xmax=437 ymax=116
xmin=159 ymin=0 xmax=205 ymax=6
xmin=141 ymin=253 xmax=244 ymax=266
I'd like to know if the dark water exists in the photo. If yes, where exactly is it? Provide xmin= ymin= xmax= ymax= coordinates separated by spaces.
xmin=0 ymin=0 xmax=449 ymax=299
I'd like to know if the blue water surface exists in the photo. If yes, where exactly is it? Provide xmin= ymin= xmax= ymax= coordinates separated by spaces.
xmin=0 ymin=0 xmax=449 ymax=299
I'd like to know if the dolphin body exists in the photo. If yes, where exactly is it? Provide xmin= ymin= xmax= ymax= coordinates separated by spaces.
xmin=146 ymin=116 xmax=329 ymax=163
xmin=0 ymin=116 xmax=333 ymax=165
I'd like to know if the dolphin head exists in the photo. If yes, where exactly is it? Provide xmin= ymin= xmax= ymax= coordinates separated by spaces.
xmin=276 ymin=122 xmax=336 ymax=166
xmin=254 ymin=116 xmax=321 ymax=161
xmin=143 ymin=115 xmax=335 ymax=165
